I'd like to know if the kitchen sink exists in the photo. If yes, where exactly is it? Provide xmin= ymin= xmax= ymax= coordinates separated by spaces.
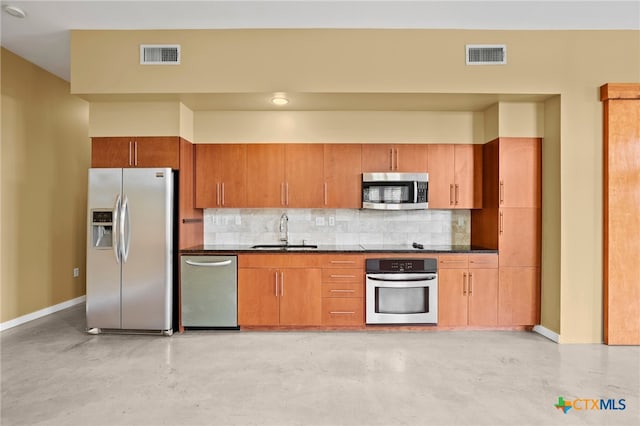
xmin=251 ymin=244 xmax=318 ymax=250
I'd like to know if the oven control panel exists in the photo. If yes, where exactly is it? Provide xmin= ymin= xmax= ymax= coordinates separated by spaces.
xmin=366 ymin=258 xmax=437 ymax=273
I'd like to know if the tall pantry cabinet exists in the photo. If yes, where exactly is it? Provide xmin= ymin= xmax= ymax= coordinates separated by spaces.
xmin=471 ymin=137 xmax=542 ymax=326
xmin=601 ymin=83 xmax=640 ymax=345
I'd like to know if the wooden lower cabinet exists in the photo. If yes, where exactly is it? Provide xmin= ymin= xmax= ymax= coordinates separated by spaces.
xmin=279 ymin=269 xmax=322 ymax=325
xmin=320 ymin=255 xmax=364 ymax=326
xmin=238 ymin=268 xmax=280 ymax=325
xmin=498 ymin=267 xmax=540 ymax=326
xmin=238 ymin=267 xmax=321 ymax=326
xmin=238 ymin=254 xmax=322 ymax=326
xmin=438 ymin=254 xmax=498 ymax=327
xmin=322 ymin=298 xmax=364 ymax=326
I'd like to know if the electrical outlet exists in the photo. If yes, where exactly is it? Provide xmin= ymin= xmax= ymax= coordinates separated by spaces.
xmin=329 ymin=216 xmax=335 ymax=226
xmin=73 ymin=268 xmax=80 ymax=278
xmin=315 ymin=217 xmax=325 ymax=226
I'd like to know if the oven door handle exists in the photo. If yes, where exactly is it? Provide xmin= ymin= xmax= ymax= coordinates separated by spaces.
xmin=366 ymin=274 xmax=436 ymax=282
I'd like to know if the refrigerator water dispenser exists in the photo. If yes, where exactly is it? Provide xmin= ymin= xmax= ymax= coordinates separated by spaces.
xmin=91 ymin=209 xmax=113 ymax=249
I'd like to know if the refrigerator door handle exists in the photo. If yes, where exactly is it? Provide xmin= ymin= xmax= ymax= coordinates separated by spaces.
xmin=113 ymin=194 xmax=122 ymax=264
xmin=121 ymin=196 xmax=131 ymax=263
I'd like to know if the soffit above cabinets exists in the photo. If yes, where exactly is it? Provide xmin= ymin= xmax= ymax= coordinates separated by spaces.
xmin=81 ymin=92 xmax=553 ymax=112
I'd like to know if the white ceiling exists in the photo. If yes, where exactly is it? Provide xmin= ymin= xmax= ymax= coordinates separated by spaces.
xmin=1 ymin=0 xmax=639 ymax=83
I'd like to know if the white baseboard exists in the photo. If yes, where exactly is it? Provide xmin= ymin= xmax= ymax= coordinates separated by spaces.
xmin=1 ymin=296 xmax=86 ymax=332
xmin=533 ymin=324 xmax=560 ymax=343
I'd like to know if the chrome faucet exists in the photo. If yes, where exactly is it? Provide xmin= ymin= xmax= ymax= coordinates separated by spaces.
xmin=279 ymin=213 xmax=289 ymax=245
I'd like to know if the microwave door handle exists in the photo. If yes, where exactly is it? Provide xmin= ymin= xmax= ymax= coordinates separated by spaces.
xmin=414 ymin=181 xmax=418 ymax=203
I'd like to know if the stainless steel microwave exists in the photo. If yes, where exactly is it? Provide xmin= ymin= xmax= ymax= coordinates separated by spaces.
xmin=362 ymin=172 xmax=428 ymax=210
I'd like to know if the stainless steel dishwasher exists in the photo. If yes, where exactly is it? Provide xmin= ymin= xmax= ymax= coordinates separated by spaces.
xmin=181 ymin=255 xmax=238 ymax=329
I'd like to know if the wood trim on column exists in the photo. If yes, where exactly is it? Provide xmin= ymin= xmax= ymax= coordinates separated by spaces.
xmin=601 ymin=83 xmax=640 ymax=345
xmin=600 ymin=83 xmax=640 ymax=101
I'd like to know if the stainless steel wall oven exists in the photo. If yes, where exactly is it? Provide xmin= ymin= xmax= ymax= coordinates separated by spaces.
xmin=366 ymin=258 xmax=438 ymax=324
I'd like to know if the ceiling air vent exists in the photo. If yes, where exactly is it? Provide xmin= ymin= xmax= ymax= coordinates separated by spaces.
xmin=466 ymin=44 xmax=506 ymax=65
xmin=140 ymin=45 xmax=180 ymax=65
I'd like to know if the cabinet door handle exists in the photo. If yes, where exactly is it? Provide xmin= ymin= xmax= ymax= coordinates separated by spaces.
xmin=499 ymin=211 xmax=504 ymax=235
xmin=280 ymin=182 xmax=285 ymax=206
xmin=330 ymin=311 xmax=355 ymax=315
xmin=330 ymin=289 xmax=356 ymax=293
xmin=330 ymin=275 xmax=357 ymax=279
xmin=280 ymin=272 xmax=284 ymax=297
xmin=221 ymin=182 xmax=225 ymax=206
xmin=324 ymin=182 xmax=328 ymax=206
xmin=134 ymin=141 xmax=138 ymax=166
xmin=449 ymin=184 xmax=454 ymax=205
xmin=215 ymin=183 xmax=220 ymax=206
xmin=128 ymin=141 xmax=133 ymax=166
xmin=394 ymin=148 xmax=399 ymax=170
xmin=285 ymin=183 xmax=289 ymax=206
xmin=463 ymin=272 xmax=467 ymax=295
xmin=499 ymin=180 xmax=504 ymax=205
xmin=275 ymin=271 xmax=279 ymax=297
xmin=455 ymin=184 xmax=459 ymax=205
xmin=389 ymin=148 xmax=394 ymax=171
xmin=330 ymin=260 xmax=356 ymax=264
xmin=468 ymin=273 xmax=473 ymax=295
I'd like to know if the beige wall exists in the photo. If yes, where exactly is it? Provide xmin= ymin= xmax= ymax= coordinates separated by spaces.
xmin=69 ymin=29 xmax=640 ymax=343
xmin=89 ymin=101 xmax=182 ymax=137
xmin=542 ymin=96 xmax=562 ymax=335
xmin=1 ymin=48 xmax=90 ymax=322
xmin=195 ymin=110 xmax=481 ymax=143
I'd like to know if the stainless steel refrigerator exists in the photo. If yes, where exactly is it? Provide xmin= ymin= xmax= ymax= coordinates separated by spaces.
xmin=86 ymin=168 xmax=174 ymax=335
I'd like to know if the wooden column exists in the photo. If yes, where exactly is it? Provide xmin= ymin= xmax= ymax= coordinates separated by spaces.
xmin=601 ymin=83 xmax=640 ymax=345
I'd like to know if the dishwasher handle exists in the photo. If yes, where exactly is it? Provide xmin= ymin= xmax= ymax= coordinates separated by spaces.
xmin=185 ymin=259 xmax=233 ymax=267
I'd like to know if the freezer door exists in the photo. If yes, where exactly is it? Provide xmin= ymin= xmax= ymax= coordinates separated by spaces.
xmin=86 ymin=168 xmax=123 ymax=329
xmin=121 ymin=168 xmax=173 ymax=331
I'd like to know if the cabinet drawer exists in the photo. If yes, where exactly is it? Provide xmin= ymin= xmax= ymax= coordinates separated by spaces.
xmin=322 ymin=298 xmax=364 ymax=326
xmin=238 ymin=254 xmax=320 ymax=268
xmin=321 ymin=268 xmax=363 ymax=284
xmin=468 ymin=254 xmax=498 ymax=269
xmin=321 ymin=282 xmax=364 ymax=298
xmin=319 ymin=255 xmax=364 ymax=269
xmin=438 ymin=255 xmax=469 ymax=269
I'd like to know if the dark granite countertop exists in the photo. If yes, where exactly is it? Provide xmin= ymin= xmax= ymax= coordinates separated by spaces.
xmin=180 ymin=244 xmax=497 ymax=254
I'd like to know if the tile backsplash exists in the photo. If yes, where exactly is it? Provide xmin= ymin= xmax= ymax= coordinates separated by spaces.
xmin=203 ymin=209 xmax=470 ymax=246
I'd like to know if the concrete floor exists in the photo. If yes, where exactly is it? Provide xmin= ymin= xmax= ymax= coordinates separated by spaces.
xmin=1 ymin=304 xmax=638 ymax=426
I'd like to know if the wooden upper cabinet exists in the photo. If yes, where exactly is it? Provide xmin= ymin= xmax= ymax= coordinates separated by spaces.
xmin=91 ymin=136 xmax=180 ymax=169
xmin=362 ymin=144 xmax=428 ymax=172
xmin=427 ymin=144 xmax=481 ymax=209
xmin=91 ymin=137 xmax=132 ymax=168
xmin=324 ymin=144 xmax=362 ymax=208
xmin=195 ymin=144 xmax=247 ymax=208
xmin=285 ymin=144 xmax=324 ymax=208
xmin=134 ymin=137 xmax=180 ymax=169
xmin=454 ymin=145 xmax=482 ymax=209
xmin=498 ymin=138 xmax=541 ymax=208
xmin=427 ymin=145 xmax=455 ymax=208
xmin=246 ymin=144 xmax=285 ymax=207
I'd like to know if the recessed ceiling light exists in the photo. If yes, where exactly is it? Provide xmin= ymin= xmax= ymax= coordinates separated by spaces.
xmin=271 ymin=96 xmax=289 ymax=106
xmin=3 ymin=5 xmax=26 ymax=18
